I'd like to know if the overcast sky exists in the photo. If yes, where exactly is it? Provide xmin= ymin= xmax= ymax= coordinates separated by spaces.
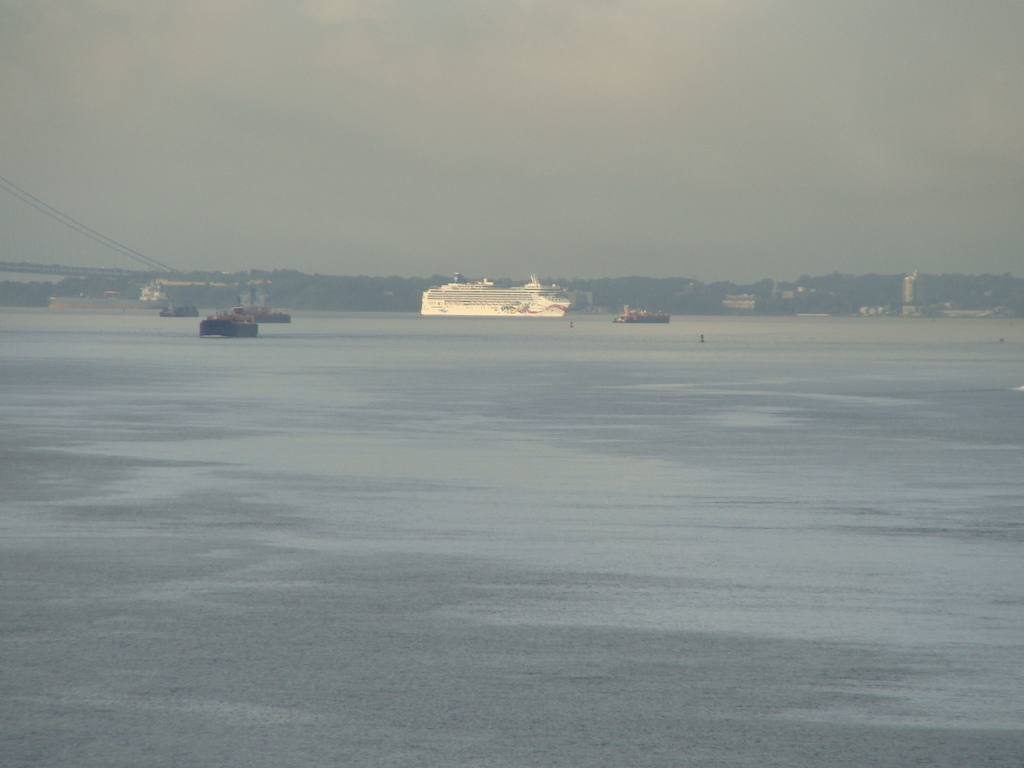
xmin=1 ymin=1 xmax=1022 ymax=281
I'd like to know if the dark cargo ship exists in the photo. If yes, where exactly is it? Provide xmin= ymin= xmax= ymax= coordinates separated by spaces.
xmin=160 ymin=304 xmax=199 ymax=317
xmin=613 ymin=306 xmax=670 ymax=323
xmin=49 ymin=281 xmax=170 ymax=311
xmin=199 ymin=307 xmax=258 ymax=337
xmin=248 ymin=308 xmax=291 ymax=323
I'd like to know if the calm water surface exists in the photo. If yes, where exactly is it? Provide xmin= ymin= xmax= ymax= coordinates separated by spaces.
xmin=2 ymin=310 xmax=1023 ymax=766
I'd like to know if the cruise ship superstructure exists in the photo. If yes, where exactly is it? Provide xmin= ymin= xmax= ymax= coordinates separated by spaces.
xmin=421 ymin=274 xmax=571 ymax=317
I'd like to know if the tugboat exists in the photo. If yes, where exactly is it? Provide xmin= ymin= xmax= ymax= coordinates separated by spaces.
xmin=613 ymin=305 xmax=670 ymax=323
xmin=199 ymin=307 xmax=258 ymax=337
xmin=244 ymin=287 xmax=291 ymax=323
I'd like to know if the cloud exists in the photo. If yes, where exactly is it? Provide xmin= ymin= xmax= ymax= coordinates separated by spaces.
xmin=301 ymin=0 xmax=394 ymax=24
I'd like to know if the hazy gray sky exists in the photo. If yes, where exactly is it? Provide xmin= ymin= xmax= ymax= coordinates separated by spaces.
xmin=2 ymin=1 xmax=1022 ymax=280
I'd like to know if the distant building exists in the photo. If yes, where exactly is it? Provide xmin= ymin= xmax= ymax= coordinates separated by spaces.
xmin=902 ymin=271 xmax=917 ymax=304
xmin=722 ymin=294 xmax=756 ymax=310
xmin=565 ymin=290 xmax=592 ymax=308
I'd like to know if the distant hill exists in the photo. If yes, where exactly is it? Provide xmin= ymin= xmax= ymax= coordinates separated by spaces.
xmin=3 ymin=270 xmax=1021 ymax=316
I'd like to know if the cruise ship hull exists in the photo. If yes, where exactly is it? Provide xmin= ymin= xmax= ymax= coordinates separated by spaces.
xmin=421 ymin=302 xmax=568 ymax=317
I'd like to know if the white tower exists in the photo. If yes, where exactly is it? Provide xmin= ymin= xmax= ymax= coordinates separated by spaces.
xmin=902 ymin=271 xmax=917 ymax=304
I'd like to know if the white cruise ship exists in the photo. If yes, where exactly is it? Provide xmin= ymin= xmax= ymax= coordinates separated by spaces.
xmin=421 ymin=274 xmax=571 ymax=317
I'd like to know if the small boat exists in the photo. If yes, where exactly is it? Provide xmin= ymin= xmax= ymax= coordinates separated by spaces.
xmin=613 ymin=305 xmax=670 ymax=323
xmin=199 ymin=307 xmax=258 ymax=337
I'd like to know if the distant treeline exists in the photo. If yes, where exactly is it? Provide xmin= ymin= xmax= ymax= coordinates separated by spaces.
xmin=0 ymin=280 xmax=53 ymax=306
xmin=3 ymin=270 xmax=1022 ymax=316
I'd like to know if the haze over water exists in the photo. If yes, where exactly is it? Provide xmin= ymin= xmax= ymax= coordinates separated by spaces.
xmin=3 ymin=310 xmax=1023 ymax=767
